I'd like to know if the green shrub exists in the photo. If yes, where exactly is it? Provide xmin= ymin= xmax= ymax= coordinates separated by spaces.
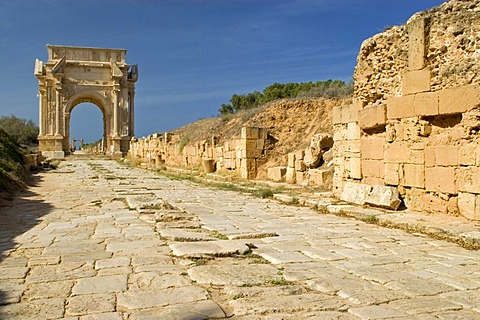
xmin=0 ymin=115 xmax=38 ymax=145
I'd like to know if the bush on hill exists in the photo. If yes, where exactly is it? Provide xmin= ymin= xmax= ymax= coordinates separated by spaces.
xmin=0 ymin=115 xmax=39 ymax=146
xmin=0 ymin=128 xmax=28 ymax=192
xmin=219 ymin=80 xmax=353 ymax=115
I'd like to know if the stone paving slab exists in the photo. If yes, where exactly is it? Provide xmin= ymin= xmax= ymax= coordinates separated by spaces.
xmin=169 ymin=239 xmax=252 ymax=258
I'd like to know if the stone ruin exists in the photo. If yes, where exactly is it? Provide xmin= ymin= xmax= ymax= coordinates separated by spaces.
xmin=333 ymin=0 xmax=480 ymax=220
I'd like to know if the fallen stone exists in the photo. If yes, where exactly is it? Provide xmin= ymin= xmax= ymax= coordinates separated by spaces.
xmin=340 ymin=182 xmax=372 ymax=205
xmin=188 ymin=263 xmax=281 ymax=286
xmin=364 ymin=185 xmax=402 ymax=210
xmin=303 ymin=145 xmax=323 ymax=169
xmin=169 ymin=239 xmax=251 ymax=258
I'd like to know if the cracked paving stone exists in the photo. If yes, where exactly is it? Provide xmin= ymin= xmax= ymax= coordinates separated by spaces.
xmin=0 ymin=298 xmax=65 ymax=320
xmin=128 ymin=300 xmax=227 ymax=320
xmin=66 ymin=293 xmax=116 ymax=317
xmin=128 ymin=271 xmax=191 ymax=290
xmin=169 ymin=239 xmax=252 ymax=258
xmin=348 ymin=305 xmax=407 ymax=319
xmin=72 ymin=274 xmax=127 ymax=294
xmin=117 ymin=286 xmax=208 ymax=311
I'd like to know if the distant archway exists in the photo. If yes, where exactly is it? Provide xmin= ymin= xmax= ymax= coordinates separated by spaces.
xmin=69 ymin=102 xmax=105 ymax=152
xmin=34 ymin=45 xmax=138 ymax=158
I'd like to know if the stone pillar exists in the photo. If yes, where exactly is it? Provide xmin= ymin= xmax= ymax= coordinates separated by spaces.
xmin=113 ymin=89 xmax=119 ymax=137
xmin=129 ymin=89 xmax=135 ymax=136
xmin=38 ymin=89 xmax=45 ymax=136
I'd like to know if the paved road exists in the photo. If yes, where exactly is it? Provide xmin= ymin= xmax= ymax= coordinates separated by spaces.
xmin=1 ymin=159 xmax=480 ymax=319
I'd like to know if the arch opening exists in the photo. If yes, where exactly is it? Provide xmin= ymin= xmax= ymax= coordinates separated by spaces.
xmin=69 ymin=102 xmax=105 ymax=154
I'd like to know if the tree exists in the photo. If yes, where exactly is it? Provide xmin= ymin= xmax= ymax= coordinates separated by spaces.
xmin=0 ymin=115 xmax=38 ymax=145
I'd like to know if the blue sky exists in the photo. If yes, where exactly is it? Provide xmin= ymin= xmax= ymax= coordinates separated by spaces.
xmin=0 ymin=0 xmax=445 ymax=143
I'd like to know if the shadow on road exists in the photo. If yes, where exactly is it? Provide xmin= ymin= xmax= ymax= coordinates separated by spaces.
xmin=0 ymin=173 xmax=54 ymax=309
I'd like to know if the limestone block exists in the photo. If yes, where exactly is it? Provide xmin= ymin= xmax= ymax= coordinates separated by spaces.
xmin=422 ymin=192 xmax=448 ymax=215
xmin=345 ymin=140 xmax=361 ymax=154
xmin=340 ymin=181 xmax=372 ymax=205
xmin=439 ymin=84 xmax=480 ymax=115
xmin=311 ymin=133 xmax=334 ymax=150
xmin=360 ymin=137 xmax=384 ymax=160
xmin=458 ymin=192 xmax=478 ymax=220
xmin=407 ymin=17 xmax=426 ymax=70
xmin=459 ymin=143 xmax=476 ymax=166
xmin=387 ymin=95 xmax=415 ymax=120
xmin=358 ymin=105 xmax=387 ymax=130
xmin=384 ymin=144 xmax=410 ymax=163
xmin=347 ymin=122 xmax=361 ymax=140
xmin=285 ymin=166 xmax=296 ymax=184
xmin=332 ymin=106 xmax=342 ymax=125
xmin=295 ymin=171 xmax=306 ymax=185
xmin=365 ymin=185 xmax=402 ymax=210
xmin=362 ymin=160 xmax=383 ymax=178
xmin=241 ymin=158 xmax=256 ymax=179
xmin=402 ymin=68 xmax=430 ymax=95
xmin=410 ymin=149 xmax=425 ymax=165
xmin=425 ymin=146 xmax=435 ymax=167
xmin=256 ymin=139 xmax=265 ymax=151
xmin=458 ymin=166 xmax=480 ymax=194
xmin=349 ymin=157 xmax=362 ymax=179
xmin=295 ymin=149 xmax=305 ymax=160
xmin=342 ymin=104 xmax=358 ymax=123
xmin=435 ymin=145 xmax=458 ymax=167
xmin=267 ymin=166 xmax=287 ymax=182
xmin=287 ymin=153 xmax=296 ymax=168
xmin=401 ymin=163 xmax=425 ymax=188
xmin=425 ymin=167 xmax=457 ymax=194
xmin=333 ymin=125 xmax=347 ymax=141
xmin=414 ymin=91 xmax=439 ymax=116
xmin=384 ymin=163 xmax=400 ymax=186
xmin=202 ymin=159 xmax=215 ymax=173
xmin=241 ymin=127 xmax=259 ymax=139
xmin=304 ymin=146 xmax=322 ymax=169
xmin=294 ymin=159 xmax=306 ymax=172
xmin=240 ymin=139 xmax=258 ymax=158
xmin=308 ymin=168 xmax=333 ymax=187
xmin=362 ymin=177 xmax=385 ymax=186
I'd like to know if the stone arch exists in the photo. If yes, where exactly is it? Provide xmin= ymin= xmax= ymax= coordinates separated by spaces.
xmin=65 ymin=91 xmax=111 ymax=154
xmin=34 ymin=45 xmax=138 ymax=158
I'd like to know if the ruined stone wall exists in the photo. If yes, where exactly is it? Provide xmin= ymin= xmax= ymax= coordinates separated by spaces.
xmin=333 ymin=0 xmax=480 ymax=220
xmin=128 ymin=127 xmax=267 ymax=179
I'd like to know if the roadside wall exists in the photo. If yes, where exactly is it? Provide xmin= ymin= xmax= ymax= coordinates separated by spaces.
xmin=129 ymin=127 xmax=267 ymax=179
xmin=333 ymin=0 xmax=480 ymax=220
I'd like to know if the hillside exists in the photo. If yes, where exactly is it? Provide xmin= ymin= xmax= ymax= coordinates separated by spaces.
xmin=0 ymin=129 xmax=28 ymax=202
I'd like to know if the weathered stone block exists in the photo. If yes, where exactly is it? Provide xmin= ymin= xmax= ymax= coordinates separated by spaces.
xmin=410 ymin=149 xmax=425 ymax=165
xmin=349 ymin=157 xmax=362 ymax=179
xmin=384 ymin=162 xmax=400 ymax=185
xmin=414 ymin=91 xmax=439 ymax=116
xmin=241 ymin=158 xmax=256 ymax=179
xmin=309 ymin=168 xmax=333 ymax=187
xmin=358 ymin=105 xmax=387 ymax=130
xmin=407 ymin=17 xmax=426 ymax=70
xmin=295 ymin=149 xmax=305 ymax=160
xmin=425 ymin=167 xmax=457 ymax=194
xmin=295 ymin=159 xmax=306 ymax=172
xmin=458 ymin=166 xmax=480 ymax=194
xmin=362 ymin=160 xmax=383 ymax=178
xmin=285 ymin=166 xmax=296 ymax=184
xmin=439 ymin=84 xmax=480 ymax=115
xmin=459 ymin=143 xmax=476 ymax=166
xmin=241 ymin=127 xmax=259 ymax=139
xmin=401 ymin=163 xmax=425 ymax=188
xmin=287 ymin=153 xmax=296 ymax=168
xmin=458 ymin=192 xmax=478 ymax=221
xmin=347 ymin=122 xmax=360 ymax=140
xmin=332 ymin=106 xmax=342 ymax=125
xmin=360 ymin=137 xmax=384 ymax=160
xmin=296 ymin=171 xmax=306 ymax=185
xmin=240 ymin=139 xmax=258 ymax=158
xmin=387 ymin=95 xmax=415 ymax=119
xmin=340 ymin=181 xmax=372 ymax=205
xmin=435 ymin=145 xmax=458 ymax=166
xmin=384 ymin=144 xmax=410 ymax=163
xmin=267 ymin=166 xmax=287 ymax=182
xmin=425 ymin=146 xmax=435 ymax=167
xmin=402 ymin=68 xmax=430 ymax=95
xmin=365 ymin=185 xmax=402 ymax=210
xmin=342 ymin=104 xmax=358 ymax=123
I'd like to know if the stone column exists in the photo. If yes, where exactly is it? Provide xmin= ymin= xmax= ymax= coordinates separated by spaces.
xmin=38 ymin=89 xmax=45 ymax=136
xmin=55 ymin=89 xmax=62 ymax=136
xmin=113 ymin=89 xmax=119 ymax=137
xmin=129 ymin=88 xmax=135 ymax=136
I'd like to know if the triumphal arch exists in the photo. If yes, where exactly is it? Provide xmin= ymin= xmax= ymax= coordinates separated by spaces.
xmin=34 ymin=45 xmax=138 ymax=158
